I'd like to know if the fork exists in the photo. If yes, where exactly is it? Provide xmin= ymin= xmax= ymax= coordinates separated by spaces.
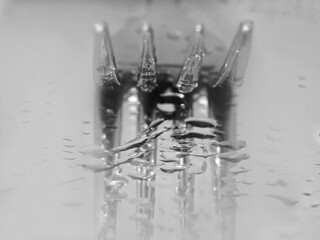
xmin=91 ymin=12 xmax=253 ymax=240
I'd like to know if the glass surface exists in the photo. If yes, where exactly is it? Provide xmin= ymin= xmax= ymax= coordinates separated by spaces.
xmin=1 ymin=1 xmax=320 ymax=240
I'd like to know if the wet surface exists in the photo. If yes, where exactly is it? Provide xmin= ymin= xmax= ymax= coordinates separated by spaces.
xmin=1 ymin=0 xmax=320 ymax=240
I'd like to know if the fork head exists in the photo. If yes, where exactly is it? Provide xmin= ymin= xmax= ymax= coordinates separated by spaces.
xmin=93 ymin=19 xmax=253 ymax=94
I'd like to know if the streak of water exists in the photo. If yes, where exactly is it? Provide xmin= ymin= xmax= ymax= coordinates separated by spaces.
xmin=264 ymin=194 xmax=298 ymax=206
xmin=171 ymin=129 xmax=216 ymax=140
xmin=184 ymin=116 xmax=218 ymax=128
xmin=127 ymin=171 xmax=155 ymax=181
xmin=211 ymin=139 xmax=246 ymax=150
xmin=160 ymin=158 xmax=179 ymax=163
xmin=111 ymin=136 xmax=150 ymax=153
xmin=80 ymin=145 xmax=112 ymax=159
xmin=218 ymin=152 xmax=250 ymax=163
xmin=160 ymin=164 xmax=186 ymax=173
xmin=149 ymin=128 xmax=170 ymax=139
xmin=266 ymin=179 xmax=288 ymax=187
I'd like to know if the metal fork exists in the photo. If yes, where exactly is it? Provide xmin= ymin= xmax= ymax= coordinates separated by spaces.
xmin=91 ymin=17 xmax=253 ymax=240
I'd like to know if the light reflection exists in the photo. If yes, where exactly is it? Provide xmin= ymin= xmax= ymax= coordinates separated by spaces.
xmin=176 ymin=169 xmax=196 ymax=240
xmin=135 ymin=167 xmax=156 ymax=240
xmin=215 ymin=146 xmax=222 ymax=167
xmin=208 ymin=81 xmax=238 ymax=240
xmin=98 ymin=168 xmax=128 ymax=240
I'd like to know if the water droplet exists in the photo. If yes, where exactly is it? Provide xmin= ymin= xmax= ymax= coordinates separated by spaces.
xmin=148 ymin=118 xmax=166 ymax=129
xmin=189 ymin=161 xmax=207 ymax=174
xmin=199 ymin=144 xmax=208 ymax=153
xmin=79 ymin=155 xmax=133 ymax=172
xmin=160 ymin=164 xmax=185 ymax=173
xmin=170 ymin=144 xmax=193 ymax=152
xmin=76 ymin=158 xmax=113 ymax=171
xmin=302 ymin=193 xmax=312 ymax=196
xmin=63 ymin=138 xmax=73 ymax=142
xmin=82 ymin=132 xmax=91 ymax=135
xmin=212 ymin=139 xmax=246 ymax=150
xmin=218 ymin=152 xmax=250 ymax=163
xmin=159 ymin=148 xmax=173 ymax=153
xmin=266 ymin=179 xmax=288 ymax=187
xmin=62 ymin=150 xmax=73 ymax=154
xmin=230 ymin=167 xmax=249 ymax=174
xmin=130 ymin=158 xmax=150 ymax=166
xmin=313 ymin=126 xmax=320 ymax=146
xmin=305 ymin=177 xmax=315 ymax=182
xmin=128 ymin=148 xmax=146 ymax=158
xmin=127 ymin=172 xmax=155 ymax=181
xmin=265 ymin=194 xmax=298 ymax=206
xmin=63 ymin=145 xmax=76 ymax=148
xmin=297 ymin=75 xmax=307 ymax=88
xmin=213 ymin=128 xmax=225 ymax=135
xmin=185 ymin=117 xmax=218 ymax=128
xmin=266 ymin=135 xmax=282 ymax=142
xmin=171 ymin=131 xmax=216 ymax=140
xmin=160 ymin=159 xmax=179 ymax=163
xmin=237 ymin=180 xmax=255 ymax=185
xmin=105 ymin=175 xmax=129 ymax=190
xmin=310 ymin=203 xmax=320 ymax=208
xmin=80 ymin=145 xmax=112 ymax=159
xmin=189 ymin=152 xmax=216 ymax=158
xmin=150 ymin=128 xmax=170 ymax=139
xmin=21 ymin=109 xmax=31 ymax=113
xmin=186 ymin=130 xmax=217 ymax=139
xmin=111 ymin=136 xmax=149 ymax=153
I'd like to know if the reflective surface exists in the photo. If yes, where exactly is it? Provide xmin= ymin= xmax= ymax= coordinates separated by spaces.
xmin=1 ymin=1 xmax=320 ymax=240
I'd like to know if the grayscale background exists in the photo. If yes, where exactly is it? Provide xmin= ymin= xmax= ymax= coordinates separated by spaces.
xmin=1 ymin=0 xmax=320 ymax=240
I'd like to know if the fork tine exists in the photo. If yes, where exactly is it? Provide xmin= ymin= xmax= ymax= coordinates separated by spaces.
xmin=213 ymin=20 xmax=253 ymax=88
xmin=176 ymin=24 xmax=205 ymax=94
xmin=137 ymin=23 xmax=158 ymax=92
xmin=94 ymin=22 xmax=121 ymax=87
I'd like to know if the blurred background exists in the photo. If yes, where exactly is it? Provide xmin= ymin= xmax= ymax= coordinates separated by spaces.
xmin=1 ymin=0 xmax=320 ymax=240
